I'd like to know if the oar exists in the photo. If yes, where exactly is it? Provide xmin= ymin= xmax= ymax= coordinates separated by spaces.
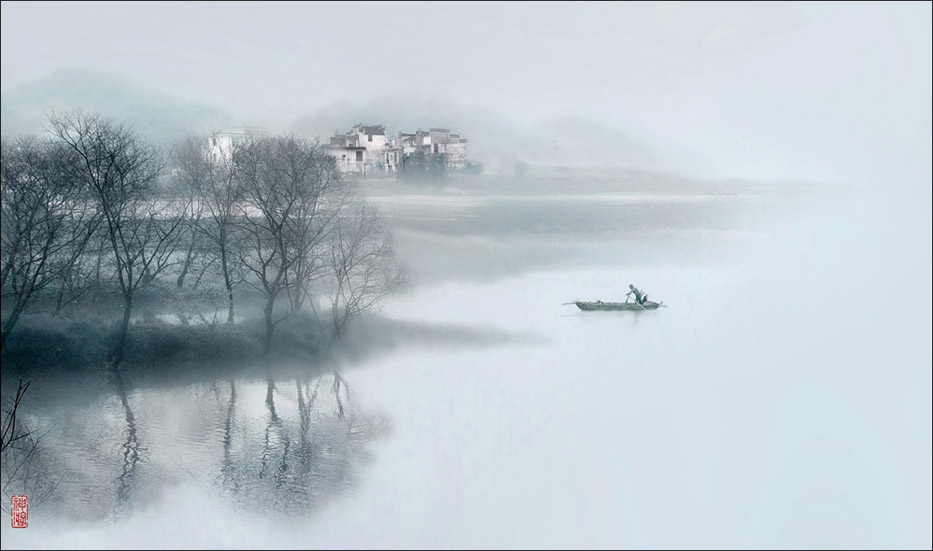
xmin=628 ymin=293 xmax=648 ymax=310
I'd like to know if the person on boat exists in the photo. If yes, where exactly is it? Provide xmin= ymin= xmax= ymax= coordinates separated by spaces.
xmin=626 ymin=284 xmax=646 ymax=305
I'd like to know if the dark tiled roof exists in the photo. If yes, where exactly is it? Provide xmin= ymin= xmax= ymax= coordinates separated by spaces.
xmin=354 ymin=124 xmax=386 ymax=135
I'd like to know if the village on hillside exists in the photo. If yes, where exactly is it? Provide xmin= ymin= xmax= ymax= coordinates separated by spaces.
xmin=210 ymin=124 xmax=478 ymax=178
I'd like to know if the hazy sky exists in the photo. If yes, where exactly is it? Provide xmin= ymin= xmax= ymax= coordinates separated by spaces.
xmin=2 ymin=1 xmax=931 ymax=184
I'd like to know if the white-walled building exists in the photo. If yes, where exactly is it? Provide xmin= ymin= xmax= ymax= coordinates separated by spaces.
xmin=392 ymin=128 xmax=469 ymax=170
xmin=325 ymin=124 xmax=402 ymax=175
xmin=322 ymin=123 xmax=472 ymax=176
xmin=208 ymin=127 xmax=267 ymax=161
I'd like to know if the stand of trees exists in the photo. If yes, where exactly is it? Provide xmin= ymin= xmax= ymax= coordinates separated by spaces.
xmin=0 ymin=136 xmax=100 ymax=349
xmin=1 ymin=112 xmax=405 ymax=368
xmin=399 ymin=151 xmax=447 ymax=181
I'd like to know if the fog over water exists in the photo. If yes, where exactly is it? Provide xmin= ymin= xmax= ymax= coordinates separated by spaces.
xmin=3 ymin=179 xmax=930 ymax=549
xmin=1 ymin=2 xmax=931 ymax=549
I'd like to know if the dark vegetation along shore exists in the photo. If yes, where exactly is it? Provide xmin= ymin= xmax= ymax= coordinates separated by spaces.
xmin=1 ymin=111 xmax=407 ymax=375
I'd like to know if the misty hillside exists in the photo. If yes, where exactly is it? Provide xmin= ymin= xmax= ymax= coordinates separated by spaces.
xmin=2 ymin=71 xmax=667 ymax=170
xmin=0 ymin=69 xmax=232 ymax=144
xmin=293 ymin=95 xmax=663 ymax=170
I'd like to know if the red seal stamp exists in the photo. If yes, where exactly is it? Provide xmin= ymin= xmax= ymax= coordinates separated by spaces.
xmin=11 ymin=495 xmax=27 ymax=528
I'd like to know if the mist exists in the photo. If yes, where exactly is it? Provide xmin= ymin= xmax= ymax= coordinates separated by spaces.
xmin=3 ymin=3 xmax=930 ymax=183
xmin=1 ymin=2 xmax=930 ymax=549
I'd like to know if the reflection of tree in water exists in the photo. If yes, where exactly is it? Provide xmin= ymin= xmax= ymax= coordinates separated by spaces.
xmin=267 ymin=377 xmax=292 ymax=489
xmin=220 ymin=379 xmax=238 ymax=494
xmin=110 ymin=369 xmax=145 ymax=520
xmin=258 ymin=377 xmax=278 ymax=480
xmin=216 ymin=371 xmax=385 ymax=516
xmin=332 ymin=372 xmax=347 ymax=419
xmin=295 ymin=377 xmax=319 ymax=499
xmin=4 ymin=368 xmax=384 ymax=523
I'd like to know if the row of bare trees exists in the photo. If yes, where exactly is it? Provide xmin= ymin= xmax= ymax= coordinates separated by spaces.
xmin=1 ymin=135 xmax=100 ymax=349
xmin=1 ymin=112 xmax=405 ymax=367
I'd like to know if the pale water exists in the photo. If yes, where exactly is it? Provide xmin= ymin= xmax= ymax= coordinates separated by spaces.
xmin=2 ymin=187 xmax=930 ymax=549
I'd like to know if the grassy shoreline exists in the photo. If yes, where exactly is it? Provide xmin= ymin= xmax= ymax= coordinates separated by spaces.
xmin=0 ymin=312 xmax=323 ymax=375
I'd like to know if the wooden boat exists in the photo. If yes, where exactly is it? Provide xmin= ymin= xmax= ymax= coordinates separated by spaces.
xmin=573 ymin=300 xmax=662 ymax=311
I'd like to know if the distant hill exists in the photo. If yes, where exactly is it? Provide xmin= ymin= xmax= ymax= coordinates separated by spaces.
xmin=1 ymin=69 xmax=232 ymax=144
xmin=292 ymin=95 xmax=664 ymax=171
xmin=1 ymin=72 xmax=670 ymax=170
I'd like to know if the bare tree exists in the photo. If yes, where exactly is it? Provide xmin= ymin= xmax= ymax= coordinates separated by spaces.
xmin=1 ymin=136 xmax=99 ymax=349
xmin=173 ymin=206 xmax=204 ymax=290
xmin=51 ymin=230 xmax=115 ymax=316
xmin=325 ymin=198 xmax=406 ymax=338
xmin=50 ymin=112 xmax=186 ymax=369
xmin=234 ymin=136 xmax=341 ymax=354
xmin=175 ymin=134 xmax=244 ymax=323
xmin=285 ymin=147 xmax=348 ymax=315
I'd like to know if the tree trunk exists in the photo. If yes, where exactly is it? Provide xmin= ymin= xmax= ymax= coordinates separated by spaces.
xmin=108 ymin=294 xmax=134 ymax=369
xmin=291 ymin=280 xmax=306 ymax=313
xmin=0 ymin=299 xmax=28 ymax=352
xmin=263 ymin=296 xmax=275 ymax=355
xmin=221 ymin=246 xmax=235 ymax=324
xmin=53 ymin=278 xmax=67 ymax=317
xmin=176 ymin=229 xmax=197 ymax=288
xmin=227 ymin=290 xmax=236 ymax=325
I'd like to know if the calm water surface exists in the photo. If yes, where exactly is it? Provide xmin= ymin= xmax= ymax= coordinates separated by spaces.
xmin=3 ymin=188 xmax=930 ymax=549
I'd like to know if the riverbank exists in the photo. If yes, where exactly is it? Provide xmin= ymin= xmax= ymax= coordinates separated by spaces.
xmin=0 ymin=313 xmax=320 ymax=374
xmin=1 ymin=179 xmax=824 ymax=374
